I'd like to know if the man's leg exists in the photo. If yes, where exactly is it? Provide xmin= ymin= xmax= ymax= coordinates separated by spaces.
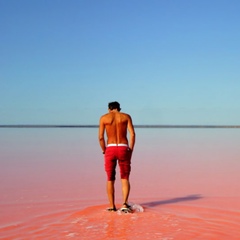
xmin=118 ymin=147 xmax=132 ymax=208
xmin=121 ymin=179 xmax=130 ymax=204
xmin=107 ymin=180 xmax=116 ymax=209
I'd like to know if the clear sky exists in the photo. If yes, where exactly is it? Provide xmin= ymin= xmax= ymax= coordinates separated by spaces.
xmin=1 ymin=0 xmax=240 ymax=125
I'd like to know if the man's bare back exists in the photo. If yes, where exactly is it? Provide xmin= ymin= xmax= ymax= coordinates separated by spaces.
xmin=99 ymin=110 xmax=135 ymax=153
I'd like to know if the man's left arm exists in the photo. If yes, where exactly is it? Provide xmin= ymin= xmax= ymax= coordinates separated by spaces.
xmin=98 ymin=117 xmax=106 ymax=154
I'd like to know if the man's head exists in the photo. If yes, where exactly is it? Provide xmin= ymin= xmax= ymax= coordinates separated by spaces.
xmin=108 ymin=101 xmax=121 ymax=111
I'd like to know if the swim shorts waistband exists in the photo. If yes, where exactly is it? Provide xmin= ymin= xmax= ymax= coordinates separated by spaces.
xmin=107 ymin=144 xmax=128 ymax=147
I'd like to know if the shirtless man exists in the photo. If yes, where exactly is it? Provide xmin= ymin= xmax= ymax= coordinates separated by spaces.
xmin=98 ymin=101 xmax=135 ymax=212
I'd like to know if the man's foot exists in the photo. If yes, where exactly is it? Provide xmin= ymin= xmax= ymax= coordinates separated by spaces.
xmin=120 ymin=203 xmax=132 ymax=213
xmin=106 ymin=206 xmax=117 ymax=212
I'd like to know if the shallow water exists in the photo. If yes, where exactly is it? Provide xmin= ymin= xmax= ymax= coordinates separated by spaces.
xmin=0 ymin=128 xmax=240 ymax=239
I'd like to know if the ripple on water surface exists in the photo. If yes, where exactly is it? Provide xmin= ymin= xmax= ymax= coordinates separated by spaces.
xmin=1 ymin=202 xmax=240 ymax=240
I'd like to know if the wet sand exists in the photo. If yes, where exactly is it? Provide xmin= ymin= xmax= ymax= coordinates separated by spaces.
xmin=0 ymin=128 xmax=240 ymax=239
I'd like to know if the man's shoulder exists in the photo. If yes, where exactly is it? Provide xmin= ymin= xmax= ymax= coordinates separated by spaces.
xmin=100 ymin=113 xmax=108 ymax=120
xmin=100 ymin=112 xmax=113 ymax=121
xmin=101 ymin=113 xmax=108 ymax=117
xmin=100 ymin=112 xmax=131 ymax=120
xmin=120 ymin=112 xmax=131 ymax=118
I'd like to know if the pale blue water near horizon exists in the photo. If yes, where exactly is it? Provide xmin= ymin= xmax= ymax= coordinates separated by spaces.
xmin=1 ymin=127 xmax=240 ymax=239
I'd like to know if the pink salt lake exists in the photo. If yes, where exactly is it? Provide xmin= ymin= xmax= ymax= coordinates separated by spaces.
xmin=1 ymin=128 xmax=240 ymax=239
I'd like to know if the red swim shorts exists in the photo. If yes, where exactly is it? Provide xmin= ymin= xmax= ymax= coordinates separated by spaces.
xmin=104 ymin=145 xmax=132 ymax=181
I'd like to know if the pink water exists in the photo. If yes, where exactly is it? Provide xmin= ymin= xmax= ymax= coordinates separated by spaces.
xmin=1 ymin=128 xmax=240 ymax=239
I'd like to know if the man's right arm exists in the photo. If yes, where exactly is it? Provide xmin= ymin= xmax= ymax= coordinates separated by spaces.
xmin=127 ymin=115 xmax=135 ymax=151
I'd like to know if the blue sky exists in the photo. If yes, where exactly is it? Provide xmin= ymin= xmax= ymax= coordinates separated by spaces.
xmin=1 ymin=0 xmax=240 ymax=125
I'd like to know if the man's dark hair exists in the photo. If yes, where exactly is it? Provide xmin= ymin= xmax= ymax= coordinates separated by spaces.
xmin=108 ymin=101 xmax=121 ymax=111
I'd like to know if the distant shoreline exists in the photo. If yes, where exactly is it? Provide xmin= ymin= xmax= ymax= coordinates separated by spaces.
xmin=0 ymin=124 xmax=240 ymax=128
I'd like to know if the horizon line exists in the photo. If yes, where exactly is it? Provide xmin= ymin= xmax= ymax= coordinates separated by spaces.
xmin=0 ymin=124 xmax=240 ymax=128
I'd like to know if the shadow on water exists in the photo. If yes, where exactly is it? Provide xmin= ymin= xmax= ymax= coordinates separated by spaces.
xmin=141 ymin=194 xmax=203 ymax=207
